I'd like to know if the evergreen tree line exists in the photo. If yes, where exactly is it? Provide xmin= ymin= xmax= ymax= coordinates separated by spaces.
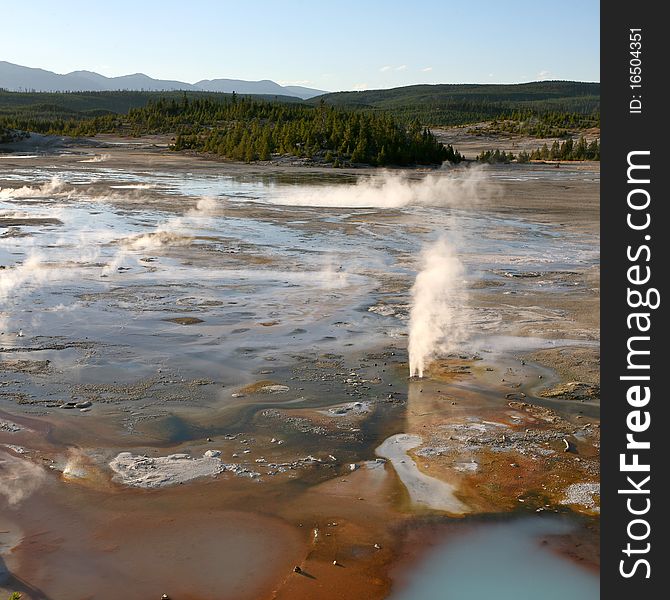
xmin=0 ymin=87 xmax=599 ymax=145
xmin=475 ymin=110 xmax=599 ymax=138
xmin=0 ymin=112 xmax=118 ymax=136
xmin=0 ymin=126 xmax=29 ymax=143
xmin=366 ymin=101 xmax=599 ymax=133
xmin=136 ymin=96 xmax=461 ymax=165
xmin=477 ymin=136 xmax=600 ymax=164
xmin=0 ymin=95 xmax=461 ymax=166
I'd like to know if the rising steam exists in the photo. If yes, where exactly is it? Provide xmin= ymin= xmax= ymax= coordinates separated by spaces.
xmin=78 ymin=153 xmax=111 ymax=163
xmin=272 ymin=168 xmax=487 ymax=208
xmin=0 ymin=452 xmax=46 ymax=506
xmin=0 ymin=175 xmax=68 ymax=199
xmin=116 ymin=196 xmax=219 ymax=250
xmin=102 ymin=195 xmax=221 ymax=273
xmin=0 ymin=252 xmax=55 ymax=303
xmin=408 ymin=238 xmax=468 ymax=378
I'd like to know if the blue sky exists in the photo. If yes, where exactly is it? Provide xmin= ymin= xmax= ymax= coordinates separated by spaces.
xmin=4 ymin=0 xmax=599 ymax=90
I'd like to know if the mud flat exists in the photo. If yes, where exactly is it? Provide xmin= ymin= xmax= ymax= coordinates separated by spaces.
xmin=0 ymin=137 xmax=598 ymax=599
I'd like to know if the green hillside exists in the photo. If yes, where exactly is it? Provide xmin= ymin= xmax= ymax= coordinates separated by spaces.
xmin=0 ymin=89 xmax=302 ymax=121
xmin=0 ymin=81 xmax=600 ymax=163
xmin=310 ymin=81 xmax=600 ymax=128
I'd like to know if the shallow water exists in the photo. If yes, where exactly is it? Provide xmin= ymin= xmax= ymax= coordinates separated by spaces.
xmin=0 ymin=161 xmax=600 ymax=430
xmin=0 ymin=162 xmax=600 ymax=438
xmin=390 ymin=517 xmax=599 ymax=600
xmin=0 ymin=164 xmax=599 ymax=342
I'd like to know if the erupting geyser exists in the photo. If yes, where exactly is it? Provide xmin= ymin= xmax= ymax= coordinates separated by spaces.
xmin=408 ymin=238 xmax=467 ymax=378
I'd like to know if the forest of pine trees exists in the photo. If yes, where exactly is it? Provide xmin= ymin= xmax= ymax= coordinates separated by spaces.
xmin=477 ymin=136 xmax=600 ymax=164
xmin=1 ymin=90 xmax=603 ymax=167
xmin=160 ymin=97 xmax=460 ymax=166
xmin=0 ymin=95 xmax=461 ymax=166
xmin=0 ymin=125 xmax=28 ymax=143
xmin=473 ymin=110 xmax=599 ymax=138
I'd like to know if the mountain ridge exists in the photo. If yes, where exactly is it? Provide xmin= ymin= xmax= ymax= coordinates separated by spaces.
xmin=0 ymin=61 xmax=326 ymax=99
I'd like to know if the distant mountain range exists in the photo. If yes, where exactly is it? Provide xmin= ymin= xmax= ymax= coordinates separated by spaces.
xmin=0 ymin=61 xmax=326 ymax=99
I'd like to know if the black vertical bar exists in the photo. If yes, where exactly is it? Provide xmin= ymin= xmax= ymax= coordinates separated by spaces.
xmin=601 ymin=2 xmax=667 ymax=597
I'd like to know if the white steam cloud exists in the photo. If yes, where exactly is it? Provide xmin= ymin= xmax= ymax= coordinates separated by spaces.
xmin=0 ymin=175 xmax=68 ymax=199
xmin=109 ymin=183 xmax=157 ymax=190
xmin=78 ymin=153 xmax=111 ymax=163
xmin=317 ymin=254 xmax=350 ymax=289
xmin=0 ymin=231 xmax=116 ymax=334
xmin=62 ymin=447 xmax=94 ymax=481
xmin=0 ymin=251 xmax=57 ymax=304
xmin=0 ymin=452 xmax=46 ymax=506
xmin=121 ymin=231 xmax=195 ymax=251
xmin=271 ymin=168 xmax=487 ymax=209
xmin=105 ymin=195 xmax=221 ymax=272
xmin=187 ymin=196 xmax=219 ymax=217
xmin=408 ymin=238 xmax=468 ymax=378
xmin=0 ymin=227 xmax=112 ymax=297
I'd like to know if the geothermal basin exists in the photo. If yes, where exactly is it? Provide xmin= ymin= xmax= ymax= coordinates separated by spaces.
xmin=0 ymin=144 xmax=600 ymax=599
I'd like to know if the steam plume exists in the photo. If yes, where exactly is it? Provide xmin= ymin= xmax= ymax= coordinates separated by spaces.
xmin=408 ymin=238 xmax=467 ymax=377
xmin=104 ymin=195 xmax=221 ymax=272
xmin=272 ymin=168 xmax=487 ymax=208
xmin=78 ymin=153 xmax=111 ymax=163
xmin=0 ymin=252 xmax=54 ymax=303
xmin=0 ymin=452 xmax=46 ymax=506
xmin=0 ymin=175 xmax=67 ymax=199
